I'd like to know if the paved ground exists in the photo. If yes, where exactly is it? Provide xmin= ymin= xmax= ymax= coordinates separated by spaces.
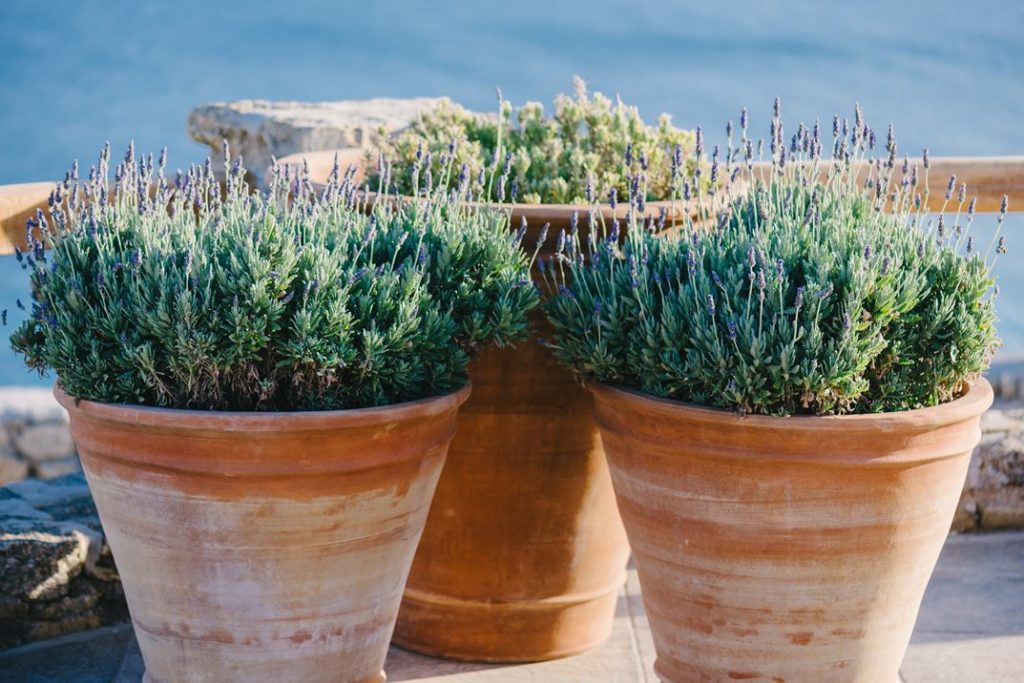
xmin=2 ymin=532 xmax=1021 ymax=682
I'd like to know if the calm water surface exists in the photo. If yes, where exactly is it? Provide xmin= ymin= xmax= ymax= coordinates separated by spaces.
xmin=1 ymin=0 xmax=1022 ymax=384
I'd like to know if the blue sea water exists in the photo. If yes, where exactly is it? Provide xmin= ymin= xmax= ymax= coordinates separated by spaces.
xmin=0 ymin=0 xmax=1022 ymax=385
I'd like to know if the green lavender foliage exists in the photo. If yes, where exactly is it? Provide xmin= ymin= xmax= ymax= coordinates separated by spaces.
xmin=544 ymin=104 xmax=1002 ymax=415
xmin=10 ymin=144 xmax=537 ymax=411
xmin=369 ymin=77 xmax=695 ymax=205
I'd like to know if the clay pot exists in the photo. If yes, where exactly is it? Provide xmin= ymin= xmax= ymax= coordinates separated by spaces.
xmin=392 ymin=199 xmax=636 ymax=661
xmin=56 ymin=384 xmax=470 ymax=683
xmin=590 ymin=380 xmax=992 ymax=683
xmin=393 ymin=310 xmax=631 ymax=661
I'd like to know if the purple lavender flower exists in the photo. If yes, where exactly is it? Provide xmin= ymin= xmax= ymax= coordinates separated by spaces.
xmin=608 ymin=219 xmax=620 ymax=244
xmin=537 ymin=223 xmax=549 ymax=250
xmin=706 ymin=294 xmax=716 ymax=317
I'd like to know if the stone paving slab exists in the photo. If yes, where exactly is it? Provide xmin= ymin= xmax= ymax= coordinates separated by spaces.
xmin=2 ymin=532 xmax=1021 ymax=682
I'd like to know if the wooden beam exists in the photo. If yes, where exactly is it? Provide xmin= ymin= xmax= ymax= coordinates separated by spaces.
xmin=1 ymin=153 xmax=1020 ymax=256
xmin=0 ymin=182 xmax=55 ymax=255
xmin=277 ymin=150 xmax=1024 ymax=214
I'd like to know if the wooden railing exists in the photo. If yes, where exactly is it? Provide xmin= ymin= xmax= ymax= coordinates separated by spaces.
xmin=2 ymin=153 xmax=1022 ymax=255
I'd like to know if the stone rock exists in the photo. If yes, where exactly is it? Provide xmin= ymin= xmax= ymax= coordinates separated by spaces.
xmin=33 ymin=456 xmax=82 ymax=480
xmin=29 ymin=578 xmax=100 ymax=621
xmin=0 ymin=473 xmax=126 ymax=648
xmin=33 ymin=484 xmax=99 ymax=532
xmin=0 ymin=496 xmax=52 ymax=522
xmin=0 ymin=450 xmax=28 ymax=486
xmin=0 ymin=521 xmax=92 ymax=601
xmin=187 ymin=97 xmax=444 ymax=186
xmin=951 ymin=496 xmax=979 ymax=532
xmin=4 ymin=473 xmax=90 ymax=508
xmin=14 ymin=423 xmax=75 ymax=464
xmin=0 ymin=595 xmax=28 ymax=620
xmin=956 ymin=429 xmax=1024 ymax=532
xmin=0 ymin=388 xmax=66 ymax=427
xmin=978 ymin=489 xmax=1024 ymax=529
xmin=981 ymin=409 xmax=1024 ymax=434
xmin=25 ymin=613 xmax=101 ymax=642
xmin=973 ymin=436 xmax=1024 ymax=489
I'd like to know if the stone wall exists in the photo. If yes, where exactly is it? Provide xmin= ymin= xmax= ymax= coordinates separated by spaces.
xmin=0 ymin=473 xmax=126 ymax=649
xmin=0 ymin=388 xmax=126 ymax=649
xmin=954 ymin=407 xmax=1024 ymax=530
xmin=0 ymin=388 xmax=79 ymax=485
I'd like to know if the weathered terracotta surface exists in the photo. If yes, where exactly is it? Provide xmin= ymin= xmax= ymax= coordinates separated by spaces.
xmin=591 ymin=380 xmax=993 ymax=683
xmin=393 ymin=312 xmax=631 ymax=661
xmin=55 ymin=385 xmax=470 ymax=683
xmin=393 ymin=192 xmax=637 ymax=662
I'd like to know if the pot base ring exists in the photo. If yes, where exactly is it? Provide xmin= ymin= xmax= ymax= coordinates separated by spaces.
xmin=393 ymin=579 xmax=624 ymax=663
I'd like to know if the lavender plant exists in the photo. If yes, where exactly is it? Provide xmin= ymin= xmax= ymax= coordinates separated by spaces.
xmin=543 ymin=103 xmax=1002 ymax=415
xmin=368 ymin=77 xmax=695 ymax=205
xmin=9 ymin=143 xmax=537 ymax=411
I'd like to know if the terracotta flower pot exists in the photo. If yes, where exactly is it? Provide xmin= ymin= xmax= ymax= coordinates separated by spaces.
xmin=590 ymin=379 xmax=992 ymax=683
xmin=393 ymin=311 xmax=631 ymax=661
xmin=392 ymin=206 xmax=634 ymax=662
xmin=56 ymin=384 xmax=470 ymax=683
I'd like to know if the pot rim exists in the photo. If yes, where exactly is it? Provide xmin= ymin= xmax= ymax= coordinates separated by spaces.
xmin=591 ymin=377 xmax=993 ymax=432
xmin=54 ymin=382 xmax=471 ymax=433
